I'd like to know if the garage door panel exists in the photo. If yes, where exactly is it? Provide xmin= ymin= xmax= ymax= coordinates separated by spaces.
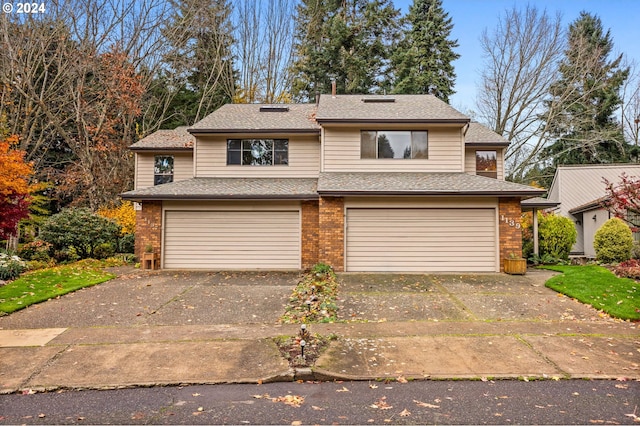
xmin=346 ymin=208 xmax=496 ymax=272
xmin=164 ymin=210 xmax=300 ymax=269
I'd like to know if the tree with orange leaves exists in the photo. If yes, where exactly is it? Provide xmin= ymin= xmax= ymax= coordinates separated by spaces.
xmin=0 ymin=135 xmax=33 ymax=239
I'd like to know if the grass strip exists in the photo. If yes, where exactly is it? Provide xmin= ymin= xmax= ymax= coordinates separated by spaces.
xmin=541 ymin=265 xmax=639 ymax=321
xmin=0 ymin=259 xmax=115 ymax=314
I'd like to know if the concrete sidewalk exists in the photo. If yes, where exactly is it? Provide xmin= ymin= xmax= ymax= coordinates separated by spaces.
xmin=0 ymin=269 xmax=638 ymax=393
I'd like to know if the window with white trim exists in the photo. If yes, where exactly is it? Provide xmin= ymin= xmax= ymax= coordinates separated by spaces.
xmin=227 ymin=139 xmax=288 ymax=165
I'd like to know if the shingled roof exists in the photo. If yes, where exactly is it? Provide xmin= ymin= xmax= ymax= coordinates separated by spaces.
xmin=129 ymin=126 xmax=194 ymax=151
xmin=315 ymin=94 xmax=469 ymax=123
xmin=317 ymin=172 xmax=545 ymax=197
xmin=121 ymin=177 xmax=319 ymax=201
xmin=189 ymin=104 xmax=320 ymax=134
xmin=465 ymin=122 xmax=509 ymax=145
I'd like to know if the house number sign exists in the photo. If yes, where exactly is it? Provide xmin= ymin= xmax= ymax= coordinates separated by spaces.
xmin=500 ymin=214 xmax=521 ymax=229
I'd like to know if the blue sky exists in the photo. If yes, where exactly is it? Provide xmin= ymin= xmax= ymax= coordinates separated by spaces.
xmin=395 ymin=0 xmax=640 ymax=113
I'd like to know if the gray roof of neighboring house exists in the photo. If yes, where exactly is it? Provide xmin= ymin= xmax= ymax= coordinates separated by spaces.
xmin=568 ymin=195 xmax=609 ymax=214
xmin=129 ymin=126 xmax=195 ymax=150
xmin=315 ymin=94 xmax=469 ymax=123
xmin=189 ymin=104 xmax=320 ymax=134
xmin=465 ymin=122 xmax=509 ymax=145
xmin=317 ymin=172 xmax=545 ymax=197
xmin=521 ymin=197 xmax=560 ymax=210
xmin=121 ymin=178 xmax=319 ymax=201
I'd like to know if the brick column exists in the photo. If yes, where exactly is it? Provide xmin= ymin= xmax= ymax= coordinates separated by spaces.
xmin=499 ymin=197 xmax=523 ymax=271
xmin=301 ymin=200 xmax=319 ymax=269
xmin=318 ymin=196 xmax=345 ymax=271
xmin=135 ymin=201 xmax=162 ymax=262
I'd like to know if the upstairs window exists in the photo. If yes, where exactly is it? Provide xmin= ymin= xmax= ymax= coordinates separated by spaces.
xmin=361 ymin=131 xmax=428 ymax=159
xmin=154 ymin=155 xmax=174 ymax=185
xmin=227 ymin=139 xmax=288 ymax=165
xmin=476 ymin=150 xmax=497 ymax=179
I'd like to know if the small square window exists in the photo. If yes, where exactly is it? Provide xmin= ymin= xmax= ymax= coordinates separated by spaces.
xmin=154 ymin=156 xmax=174 ymax=185
xmin=476 ymin=150 xmax=497 ymax=179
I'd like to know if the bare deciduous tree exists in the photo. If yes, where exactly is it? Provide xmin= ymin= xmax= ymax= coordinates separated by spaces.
xmin=476 ymin=5 xmax=564 ymax=181
xmin=233 ymin=0 xmax=294 ymax=103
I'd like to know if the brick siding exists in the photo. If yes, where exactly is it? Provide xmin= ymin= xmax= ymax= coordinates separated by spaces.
xmin=135 ymin=201 xmax=162 ymax=262
xmin=318 ymin=196 xmax=345 ymax=271
xmin=499 ymin=197 xmax=523 ymax=271
xmin=301 ymin=200 xmax=319 ymax=269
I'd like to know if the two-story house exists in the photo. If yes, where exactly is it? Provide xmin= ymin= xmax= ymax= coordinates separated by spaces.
xmin=122 ymin=94 xmax=544 ymax=272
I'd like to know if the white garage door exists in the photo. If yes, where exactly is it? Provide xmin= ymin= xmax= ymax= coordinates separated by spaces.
xmin=164 ymin=210 xmax=300 ymax=269
xmin=346 ymin=208 xmax=496 ymax=272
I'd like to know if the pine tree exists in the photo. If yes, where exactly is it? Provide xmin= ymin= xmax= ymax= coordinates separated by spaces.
xmin=291 ymin=0 xmax=400 ymax=100
xmin=541 ymin=12 xmax=630 ymax=177
xmin=391 ymin=0 xmax=460 ymax=103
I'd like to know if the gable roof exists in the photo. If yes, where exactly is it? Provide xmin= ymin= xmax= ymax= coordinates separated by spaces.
xmin=129 ymin=126 xmax=194 ymax=151
xmin=465 ymin=122 xmax=509 ymax=146
xmin=547 ymin=164 xmax=640 ymax=216
xmin=315 ymin=94 xmax=469 ymax=123
xmin=189 ymin=103 xmax=320 ymax=134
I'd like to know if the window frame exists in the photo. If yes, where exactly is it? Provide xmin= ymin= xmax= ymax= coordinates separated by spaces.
xmin=475 ymin=150 xmax=498 ymax=179
xmin=227 ymin=138 xmax=289 ymax=166
xmin=154 ymin=155 xmax=174 ymax=186
xmin=360 ymin=130 xmax=428 ymax=160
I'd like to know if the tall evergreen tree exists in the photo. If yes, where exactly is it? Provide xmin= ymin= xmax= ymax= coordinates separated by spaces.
xmin=391 ymin=0 xmax=459 ymax=102
xmin=291 ymin=0 xmax=400 ymax=101
xmin=156 ymin=0 xmax=235 ymax=127
xmin=540 ymin=11 xmax=630 ymax=182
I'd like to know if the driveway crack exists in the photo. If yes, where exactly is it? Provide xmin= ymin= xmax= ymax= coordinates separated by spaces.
xmin=148 ymin=286 xmax=195 ymax=315
xmin=430 ymin=277 xmax=479 ymax=320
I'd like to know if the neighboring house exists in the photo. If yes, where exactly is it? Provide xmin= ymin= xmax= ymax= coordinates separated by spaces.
xmin=122 ymin=94 xmax=543 ymax=272
xmin=544 ymin=164 xmax=640 ymax=257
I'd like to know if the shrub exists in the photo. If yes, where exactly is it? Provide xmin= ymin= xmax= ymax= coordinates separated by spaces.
xmin=538 ymin=213 xmax=577 ymax=260
xmin=632 ymin=242 xmax=640 ymax=260
xmin=41 ymin=208 xmax=121 ymax=259
xmin=117 ymin=233 xmax=135 ymax=254
xmin=0 ymin=253 xmax=27 ymax=281
xmin=17 ymin=239 xmax=53 ymax=261
xmin=594 ymin=217 xmax=633 ymax=263
xmin=613 ymin=259 xmax=640 ymax=280
xmin=93 ymin=243 xmax=116 ymax=259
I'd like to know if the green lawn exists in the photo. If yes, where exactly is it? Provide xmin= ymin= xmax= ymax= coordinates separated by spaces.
xmin=542 ymin=265 xmax=640 ymax=321
xmin=0 ymin=260 xmax=115 ymax=314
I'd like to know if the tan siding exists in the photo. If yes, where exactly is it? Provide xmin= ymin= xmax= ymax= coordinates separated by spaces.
xmin=346 ymin=207 xmax=496 ymax=272
xmin=163 ymin=209 xmax=300 ymax=269
xmin=465 ymin=148 xmax=505 ymax=180
xmin=322 ymin=127 xmax=463 ymax=172
xmin=135 ymin=152 xmax=193 ymax=190
xmin=195 ymin=135 xmax=320 ymax=177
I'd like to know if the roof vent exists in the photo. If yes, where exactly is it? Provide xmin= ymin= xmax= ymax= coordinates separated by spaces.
xmin=362 ymin=98 xmax=395 ymax=103
xmin=259 ymin=106 xmax=290 ymax=112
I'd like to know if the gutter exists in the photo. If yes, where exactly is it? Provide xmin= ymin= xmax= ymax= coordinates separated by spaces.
xmin=316 ymin=190 xmax=546 ymax=197
xmin=188 ymin=128 xmax=321 ymax=135
xmin=121 ymin=193 xmax=320 ymax=202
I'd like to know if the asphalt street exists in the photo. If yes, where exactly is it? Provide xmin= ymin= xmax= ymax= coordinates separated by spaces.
xmin=1 ymin=379 xmax=638 ymax=425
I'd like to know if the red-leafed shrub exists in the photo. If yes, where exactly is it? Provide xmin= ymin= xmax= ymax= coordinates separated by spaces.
xmin=613 ymin=259 xmax=640 ymax=280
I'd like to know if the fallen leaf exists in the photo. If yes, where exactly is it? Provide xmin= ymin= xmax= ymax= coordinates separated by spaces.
xmin=400 ymin=409 xmax=411 ymax=417
xmin=38 ymin=414 xmax=46 ymax=418
xmin=253 ymin=394 xmax=270 ymax=399
xmin=615 ymin=384 xmax=629 ymax=389
xmin=272 ymin=395 xmax=305 ymax=407
xmin=371 ymin=396 xmax=393 ymax=410
xmin=197 ymin=407 xmax=203 ymax=412
xmin=192 ymin=393 xmax=201 ymax=397
xmin=414 ymin=400 xmax=440 ymax=409
xmin=589 ymin=420 xmax=605 ymax=424
xmin=369 ymin=383 xmax=378 ymax=389
xmin=291 ymin=421 xmax=302 ymax=426
xmin=336 ymin=386 xmax=350 ymax=392
xmin=397 ymin=376 xmax=408 ymax=383
xmin=312 ymin=406 xmax=324 ymax=411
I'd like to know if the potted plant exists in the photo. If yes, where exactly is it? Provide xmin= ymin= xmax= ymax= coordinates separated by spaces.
xmin=142 ymin=244 xmax=158 ymax=270
xmin=504 ymin=252 xmax=527 ymax=275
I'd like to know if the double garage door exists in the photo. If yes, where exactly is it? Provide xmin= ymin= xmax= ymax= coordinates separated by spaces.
xmin=346 ymin=208 xmax=497 ymax=272
xmin=163 ymin=210 xmax=300 ymax=269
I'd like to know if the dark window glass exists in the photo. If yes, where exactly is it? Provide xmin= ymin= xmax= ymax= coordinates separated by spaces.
xmin=154 ymin=156 xmax=173 ymax=186
xmin=226 ymin=139 xmax=288 ymax=166
xmin=476 ymin=150 xmax=497 ymax=178
xmin=361 ymin=131 xmax=428 ymax=159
